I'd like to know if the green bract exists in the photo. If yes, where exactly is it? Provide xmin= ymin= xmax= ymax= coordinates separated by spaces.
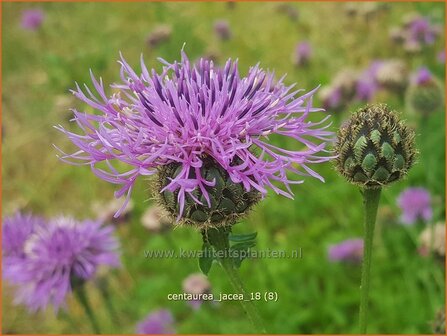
xmin=157 ymin=156 xmax=260 ymax=227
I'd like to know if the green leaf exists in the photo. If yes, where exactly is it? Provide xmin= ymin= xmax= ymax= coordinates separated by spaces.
xmin=229 ymin=232 xmax=257 ymax=242
xmin=231 ymin=241 xmax=256 ymax=250
xmin=198 ymin=243 xmax=214 ymax=275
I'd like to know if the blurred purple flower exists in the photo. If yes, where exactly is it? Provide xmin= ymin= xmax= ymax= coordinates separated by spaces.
xmin=320 ymin=86 xmax=343 ymax=111
xmin=214 ymin=20 xmax=231 ymax=40
xmin=412 ymin=67 xmax=433 ymax=86
xmin=182 ymin=273 xmax=211 ymax=310
xmin=293 ymin=41 xmax=312 ymax=66
xmin=56 ymin=51 xmax=333 ymax=218
xmin=408 ymin=16 xmax=437 ymax=45
xmin=355 ymin=61 xmax=382 ymax=102
xmin=437 ymin=50 xmax=445 ymax=64
xmin=397 ymin=187 xmax=433 ymax=225
xmin=4 ymin=216 xmax=120 ymax=312
xmin=328 ymin=239 xmax=363 ymax=263
xmin=136 ymin=309 xmax=175 ymax=334
xmin=2 ymin=213 xmax=43 ymax=258
xmin=21 ymin=9 xmax=44 ymax=31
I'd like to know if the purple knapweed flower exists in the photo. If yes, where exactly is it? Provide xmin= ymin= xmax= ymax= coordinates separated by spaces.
xmin=182 ymin=273 xmax=211 ymax=310
xmin=328 ymin=238 xmax=363 ymax=263
xmin=407 ymin=16 xmax=438 ymax=45
xmin=214 ymin=20 xmax=231 ymax=40
xmin=293 ymin=41 xmax=312 ymax=66
xmin=412 ymin=67 xmax=433 ymax=86
xmin=355 ymin=61 xmax=382 ymax=102
xmin=2 ymin=213 xmax=44 ymax=279
xmin=2 ymin=213 xmax=44 ymax=258
xmin=55 ymin=51 xmax=333 ymax=218
xmin=319 ymin=86 xmax=343 ymax=111
xmin=136 ymin=309 xmax=175 ymax=334
xmin=397 ymin=187 xmax=433 ymax=225
xmin=4 ymin=216 xmax=120 ymax=312
xmin=21 ymin=9 xmax=44 ymax=31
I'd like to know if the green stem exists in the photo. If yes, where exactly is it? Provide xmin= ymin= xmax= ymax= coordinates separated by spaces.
xmin=359 ymin=187 xmax=381 ymax=334
xmin=97 ymin=278 xmax=119 ymax=324
xmin=206 ymin=228 xmax=267 ymax=334
xmin=74 ymin=285 xmax=101 ymax=334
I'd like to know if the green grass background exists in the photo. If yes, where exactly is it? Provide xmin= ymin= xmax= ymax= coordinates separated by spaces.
xmin=2 ymin=1 xmax=445 ymax=334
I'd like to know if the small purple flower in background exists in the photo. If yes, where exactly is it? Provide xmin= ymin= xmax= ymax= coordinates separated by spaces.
xmin=412 ymin=67 xmax=433 ymax=86
xmin=182 ymin=273 xmax=211 ymax=310
xmin=293 ymin=41 xmax=312 ymax=66
xmin=437 ymin=50 xmax=445 ymax=64
xmin=397 ymin=187 xmax=433 ymax=225
xmin=328 ymin=239 xmax=364 ymax=263
xmin=56 ymin=51 xmax=333 ymax=218
xmin=214 ymin=20 xmax=231 ymax=40
xmin=319 ymin=86 xmax=343 ymax=111
xmin=407 ymin=16 xmax=438 ymax=45
xmin=136 ymin=309 xmax=175 ymax=334
xmin=21 ymin=9 xmax=44 ymax=31
xmin=355 ymin=61 xmax=382 ymax=102
xmin=3 ymin=216 xmax=120 ymax=312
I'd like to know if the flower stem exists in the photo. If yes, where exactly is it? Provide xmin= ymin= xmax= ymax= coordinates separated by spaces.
xmin=74 ymin=285 xmax=101 ymax=334
xmin=206 ymin=227 xmax=267 ymax=334
xmin=359 ymin=187 xmax=381 ymax=334
xmin=97 ymin=277 xmax=119 ymax=324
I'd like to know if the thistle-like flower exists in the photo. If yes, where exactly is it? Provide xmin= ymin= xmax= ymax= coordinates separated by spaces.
xmin=136 ymin=309 xmax=175 ymax=334
xmin=328 ymin=238 xmax=363 ymax=263
xmin=335 ymin=104 xmax=416 ymax=188
xmin=3 ymin=216 xmax=120 ymax=312
xmin=56 ymin=51 xmax=333 ymax=226
xmin=406 ymin=67 xmax=444 ymax=116
xmin=397 ymin=187 xmax=432 ymax=225
xmin=20 ymin=9 xmax=45 ymax=31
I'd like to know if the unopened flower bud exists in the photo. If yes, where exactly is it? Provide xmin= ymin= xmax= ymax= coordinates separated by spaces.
xmin=335 ymin=104 xmax=416 ymax=188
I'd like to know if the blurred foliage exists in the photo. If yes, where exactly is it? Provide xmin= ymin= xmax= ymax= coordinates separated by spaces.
xmin=2 ymin=1 xmax=445 ymax=334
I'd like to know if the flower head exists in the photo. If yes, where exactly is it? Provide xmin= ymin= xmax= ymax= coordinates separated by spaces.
xmin=412 ymin=67 xmax=433 ymax=86
xmin=407 ymin=16 xmax=438 ymax=45
xmin=319 ymin=86 xmax=343 ymax=111
xmin=397 ymin=187 xmax=432 ymax=225
xmin=293 ymin=41 xmax=312 ymax=66
xmin=214 ymin=20 xmax=231 ymax=40
xmin=136 ymin=309 xmax=175 ymax=334
xmin=328 ymin=238 xmax=363 ymax=263
xmin=21 ymin=9 xmax=44 ymax=31
xmin=335 ymin=104 xmax=416 ymax=188
xmin=4 ymin=216 xmax=120 ymax=312
xmin=182 ymin=273 xmax=211 ymax=310
xmin=2 ymin=213 xmax=44 ymax=259
xmin=56 ymin=51 xmax=333 ymax=225
xmin=406 ymin=67 xmax=444 ymax=116
xmin=355 ymin=61 xmax=382 ymax=102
